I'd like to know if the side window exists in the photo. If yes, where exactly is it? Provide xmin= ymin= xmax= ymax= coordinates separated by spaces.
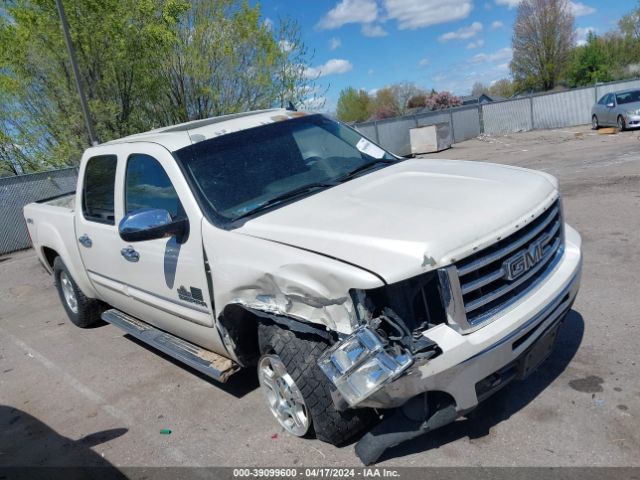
xmin=597 ymin=95 xmax=607 ymax=105
xmin=125 ymin=154 xmax=183 ymax=219
xmin=83 ymin=155 xmax=117 ymax=225
xmin=606 ymin=93 xmax=614 ymax=105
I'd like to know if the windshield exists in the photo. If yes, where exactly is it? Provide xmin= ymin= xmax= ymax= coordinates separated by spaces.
xmin=174 ymin=114 xmax=396 ymax=224
xmin=616 ymin=90 xmax=640 ymax=105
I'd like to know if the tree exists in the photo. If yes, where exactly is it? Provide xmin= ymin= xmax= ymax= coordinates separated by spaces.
xmin=567 ymin=32 xmax=614 ymax=87
xmin=336 ymin=87 xmax=371 ymax=123
xmin=159 ymin=1 xmax=317 ymax=124
xmin=389 ymin=82 xmax=426 ymax=115
xmin=488 ymin=79 xmax=516 ymax=98
xmin=510 ymin=0 xmax=575 ymax=91
xmin=0 ymin=0 xmax=316 ymax=174
xmin=370 ymin=87 xmax=402 ymax=119
xmin=471 ymin=82 xmax=489 ymax=97
xmin=424 ymin=91 xmax=462 ymax=110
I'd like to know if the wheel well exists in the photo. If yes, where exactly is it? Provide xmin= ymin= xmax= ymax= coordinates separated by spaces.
xmin=42 ymin=247 xmax=59 ymax=270
xmin=217 ymin=304 xmax=335 ymax=368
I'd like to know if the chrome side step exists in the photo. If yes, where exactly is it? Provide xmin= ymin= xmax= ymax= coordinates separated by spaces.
xmin=102 ymin=309 xmax=240 ymax=382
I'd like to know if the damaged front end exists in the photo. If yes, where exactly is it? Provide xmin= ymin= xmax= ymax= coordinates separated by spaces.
xmin=319 ymin=270 xmax=445 ymax=408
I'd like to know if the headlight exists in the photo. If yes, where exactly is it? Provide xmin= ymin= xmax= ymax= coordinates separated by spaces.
xmin=318 ymin=326 xmax=413 ymax=406
xmin=627 ymin=109 xmax=640 ymax=116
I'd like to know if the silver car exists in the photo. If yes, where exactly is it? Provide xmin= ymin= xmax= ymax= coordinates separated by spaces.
xmin=592 ymin=89 xmax=640 ymax=130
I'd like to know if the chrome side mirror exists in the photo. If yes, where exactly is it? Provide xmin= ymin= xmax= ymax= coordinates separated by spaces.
xmin=118 ymin=208 xmax=189 ymax=243
xmin=606 ymin=102 xmax=615 ymax=108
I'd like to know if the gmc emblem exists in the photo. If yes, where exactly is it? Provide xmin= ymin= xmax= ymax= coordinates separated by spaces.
xmin=502 ymin=233 xmax=552 ymax=281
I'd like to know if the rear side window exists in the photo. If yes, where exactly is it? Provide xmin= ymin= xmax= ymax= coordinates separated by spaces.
xmin=125 ymin=154 xmax=183 ymax=219
xmin=83 ymin=155 xmax=117 ymax=225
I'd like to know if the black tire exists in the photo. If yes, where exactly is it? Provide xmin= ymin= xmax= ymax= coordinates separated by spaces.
xmin=53 ymin=257 xmax=104 ymax=328
xmin=591 ymin=115 xmax=599 ymax=130
xmin=258 ymin=323 xmax=375 ymax=445
xmin=617 ymin=115 xmax=626 ymax=131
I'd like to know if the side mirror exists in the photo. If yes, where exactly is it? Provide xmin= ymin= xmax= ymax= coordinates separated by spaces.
xmin=118 ymin=208 xmax=189 ymax=243
xmin=606 ymin=102 xmax=615 ymax=108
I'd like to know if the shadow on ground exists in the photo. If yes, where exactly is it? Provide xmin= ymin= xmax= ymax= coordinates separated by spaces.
xmin=377 ymin=310 xmax=585 ymax=463
xmin=124 ymin=334 xmax=260 ymax=398
xmin=0 ymin=405 xmax=127 ymax=475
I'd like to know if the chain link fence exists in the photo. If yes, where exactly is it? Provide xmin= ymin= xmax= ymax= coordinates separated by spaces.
xmin=354 ymin=77 xmax=640 ymax=156
xmin=0 ymin=167 xmax=78 ymax=255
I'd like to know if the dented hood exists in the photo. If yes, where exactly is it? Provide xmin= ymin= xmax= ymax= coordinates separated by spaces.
xmin=238 ymin=159 xmax=558 ymax=283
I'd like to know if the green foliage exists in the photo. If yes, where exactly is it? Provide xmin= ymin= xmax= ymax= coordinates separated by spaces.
xmin=567 ymin=32 xmax=613 ymax=87
xmin=0 ymin=0 xmax=316 ymax=175
xmin=336 ymin=87 xmax=371 ymax=123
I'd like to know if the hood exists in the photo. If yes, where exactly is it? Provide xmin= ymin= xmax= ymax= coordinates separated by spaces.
xmin=622 ymin=101 xmax=640 ymax=112
xmin=237 ymin=159 xmax=558 ymax=283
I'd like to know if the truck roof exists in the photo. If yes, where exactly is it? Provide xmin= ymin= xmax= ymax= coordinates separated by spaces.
xmin=101 ymin=108 xmax=309 ymax=152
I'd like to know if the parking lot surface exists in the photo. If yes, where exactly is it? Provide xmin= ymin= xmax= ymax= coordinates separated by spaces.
xmin=1 ymin=126 xmax=639 ymax=467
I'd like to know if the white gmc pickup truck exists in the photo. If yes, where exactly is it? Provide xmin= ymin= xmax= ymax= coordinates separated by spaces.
xmin=24 ymin=109 xmax=582 ymax=464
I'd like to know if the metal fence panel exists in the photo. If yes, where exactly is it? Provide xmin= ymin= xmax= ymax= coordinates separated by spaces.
xmin=595 ymin=78 xmax=640 ymax=99
xmin=415 ymin=111 xmax=453 ymax=145
xmin=482 ymin=98 xmax=532 ymax=135
xmin=452 ymin=106 xmax=481 ymax=142
xmin=533 ymin=87 xmax=595 ymax=129
xmin=375 ymin=116 xmax=417 ymax=157
xmin=353 ymin=123 xmax=379 ymax=143
xmin=0 ymin=167 xmax=78 ymax=255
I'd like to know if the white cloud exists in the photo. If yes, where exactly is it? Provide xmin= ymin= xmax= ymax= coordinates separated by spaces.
xmin=361 ymin=23 xmax=388 ymax=37
xmin=382 ymin=0 xmax=473 ymax=30
xmin=495 ymin=0 xmax=521 ymax=8
xmin=368 ymin=68 xmax=375 ymax=75
xmin=329 ymin=37 xmax=342 ymax=50
xmin=440 ymin=21 xmax=483 ymax=42
xmin=466 ymin=39 xmax=485 ymax=49
xmin=317 ymin=0 xmax=378 ymax=30
xmin=575 ymin=26 xmax=596 ymax=46
xmin=570 ymin=2 xmax=596 ymax=16
xmin=471 ymin=47 xmax=513 ymax=64
xmin=304 ymin=59 xmax=354 ymax=78
xmin=491 ymin=20 xmax=504 ymax=29
xmin=263 ymin=17 xmax=274 ymax=31
xmin=418 ymin=57 xmax=430 ymax=68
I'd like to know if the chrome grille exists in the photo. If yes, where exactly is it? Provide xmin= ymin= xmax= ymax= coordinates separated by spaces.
xmin=455 ymin=199 xmax=564 ymax=327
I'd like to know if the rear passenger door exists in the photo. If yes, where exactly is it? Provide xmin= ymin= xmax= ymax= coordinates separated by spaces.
xmin=76 ymin=151 xmax=129 ymax=307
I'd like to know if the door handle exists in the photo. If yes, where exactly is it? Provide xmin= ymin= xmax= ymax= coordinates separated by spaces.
xmin=120 ymin=246 xmax=140 ymax=262
xmin=78 ymin=234 xmax=92 ymax=248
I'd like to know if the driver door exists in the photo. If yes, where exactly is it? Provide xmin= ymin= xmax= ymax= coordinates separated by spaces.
xmin=114 ymin=143 xmax=224 ymax=353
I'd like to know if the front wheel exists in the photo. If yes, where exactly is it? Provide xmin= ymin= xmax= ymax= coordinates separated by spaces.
xmin=591 ymin=115 xmax=599 ymax=130
xmin=618 ymin=115 xmax=626 ymax=131
xmin=257 ymin=323 xmax=375 ymax=445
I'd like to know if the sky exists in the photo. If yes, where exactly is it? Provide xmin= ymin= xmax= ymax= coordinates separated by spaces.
xmin=257 ymin=0 xmax=637 ymax=111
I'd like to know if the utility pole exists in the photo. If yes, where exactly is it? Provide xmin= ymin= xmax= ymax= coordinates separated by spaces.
xmin=54 ymin=0 xmax=98 ymax=145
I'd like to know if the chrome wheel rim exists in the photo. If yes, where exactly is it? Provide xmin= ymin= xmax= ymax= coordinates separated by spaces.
xmin=60 ymin=271 xmax=78 ymax=314
xmin=258 ymin=354 xmax=310 ymax=436
xmin=618 ymin=117 xmax=624 ymax=129
xmin=592 ymin=116 xmax=597 ymax=129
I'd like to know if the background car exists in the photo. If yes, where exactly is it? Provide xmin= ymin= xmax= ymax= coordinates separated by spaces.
xmin=592 ymin=89 xmax=640 ymax=130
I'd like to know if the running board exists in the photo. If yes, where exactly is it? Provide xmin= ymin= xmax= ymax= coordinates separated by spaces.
xmin=102 ymin=309 xmax=240 ymax=382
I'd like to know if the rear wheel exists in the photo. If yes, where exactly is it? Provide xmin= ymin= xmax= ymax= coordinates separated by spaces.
xmin=591 ymin=115 xmax=599 ymax=130
xmin=257 ymin=323 xmax=375 ymax=445
xmin=53 ymin=257 xmax=104 ymax=328
xmin=617 ymin=115 xmax=626 ymax=131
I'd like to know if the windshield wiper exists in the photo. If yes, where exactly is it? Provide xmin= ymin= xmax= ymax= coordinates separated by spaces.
xmin=233 ymin=182 xmax=336 ymax=221
xmin=335 ymin=159 xmax=396 ymax=183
